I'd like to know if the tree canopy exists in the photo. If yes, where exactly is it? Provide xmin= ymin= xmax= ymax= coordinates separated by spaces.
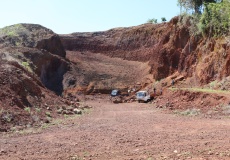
xmin=200 ymin=0 xmax=230 ymax=36
xmin=178 ymin=0 xmax=229 ymax=37
xmin=178 ymin=0 xmax=221 ymax=14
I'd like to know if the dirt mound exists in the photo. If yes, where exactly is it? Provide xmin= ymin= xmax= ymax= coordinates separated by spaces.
xmin=0 ymin=23 xmax=71 ymax=94
xmin=154 ymin=89 xmax=230 ymax=117
xmin=0 ymin=24 xmax=71 ymax=131
xmin=0 ymin=60 xmax=69 ymax=131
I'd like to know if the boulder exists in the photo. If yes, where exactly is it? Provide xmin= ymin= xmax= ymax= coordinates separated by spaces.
xmin=73 ymin=109 xmax=82 ymax=114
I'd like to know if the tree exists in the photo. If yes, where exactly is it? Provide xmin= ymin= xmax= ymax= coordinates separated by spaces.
xmin=178 ymin=0 xmax=219 ymax=14
xmin=199 ymin=0 xmax=230 ymax=36
xmin=177 ymin=0 xmax=228 ymax=37
xmin=161 ymin=17 xmax=167 ymax=22
xmin=147 ymin=18 xmax=158 ymax=24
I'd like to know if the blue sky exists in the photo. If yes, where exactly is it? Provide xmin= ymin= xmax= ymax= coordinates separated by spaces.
xmin=0 ymin=0 xmax=180 ymax=34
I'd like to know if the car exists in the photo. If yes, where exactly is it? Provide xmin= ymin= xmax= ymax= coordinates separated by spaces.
xmin=136 ymin=91 xmax=152 ymax=103
xmin=110 ymin=89 xmax=121 ymax=97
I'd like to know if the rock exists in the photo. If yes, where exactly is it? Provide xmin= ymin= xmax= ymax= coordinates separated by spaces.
xmin=44 ymin=119 xmax=50 ymax=123
xmin=62 ymin=110 xmax=67 ymax=114
xmin=84 ymin=105 xmax=92 ymax=109
xmin=0 ymin=149 xmax=6 ymax=154
xmin=66 ymin=106 xmax=74 ymax=111
xmin=62 ymin=110 xmax=73 ymax=115
xmin=73 ymin=109 xmax=82 ymax=114
xmin=174 ymin=150 xmax=178 ymax=153
xmin=57 ymin=108 xmax=63 ymax=114
xmin=0 ymin=128 xmax=7 ymax=132
xmin=208 ymin=151 xmax=213 ymax=155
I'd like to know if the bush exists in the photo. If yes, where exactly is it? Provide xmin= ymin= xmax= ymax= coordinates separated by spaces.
xmin=198 ymin=0 xmax=230 ymax=37
xmin=161 ymin=17 xmax=167 ymax=22
xmin=179 ymin=0 xmax=230 ymax=37
xmin=147 ymin=18 xmax=158 ymax=24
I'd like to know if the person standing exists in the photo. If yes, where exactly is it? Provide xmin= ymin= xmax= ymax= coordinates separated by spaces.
xmin=171 ymin=79 xmax=174 ymax=86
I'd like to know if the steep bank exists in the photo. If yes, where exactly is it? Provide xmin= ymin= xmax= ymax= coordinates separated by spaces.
xmin=64 ymin=51 xmax=152 ymax=95
xmin=0 ymin=23 xmax=68 ymax=94
xmin=60 ymin=17 xmax=230 ymax=89
xmin=0 ymin=24 xmax=70 ymax=131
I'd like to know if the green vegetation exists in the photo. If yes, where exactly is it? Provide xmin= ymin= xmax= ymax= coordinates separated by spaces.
xmin=200 ymin=0 xmax=230 ymax=37
xmin=45 ymin=111 xmax=51 ymax=117
xmin=178 ymin=0 xmax=230 ymax=37
xmin=0 ymin=24 xmax=25 ymax=37
xmin=147 ymin=17 xmax=166 ymax=23
xmin=209 ymin=80 xmax=217 ymax=89
xmin=175 ymin=108 xmax=200 ymax=116
xmin=24 ymin=107 xmax=31 ymax=114
xmin=35 ymin=107 xmax=41 ymax=113
xmin=147 ymin=18 xmax=158 ymax=24
xmin=21 ymin=61 xmax=32 ymax=72
xmin=161 ymin=17 xmax=167 ymax=22
xmin=178 ymin=0 xmax=221 ymax=14
xmin=170 ymin=87 xmax=230 ymax=94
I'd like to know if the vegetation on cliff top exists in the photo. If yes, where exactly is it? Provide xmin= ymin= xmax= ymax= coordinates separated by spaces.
xmin=0 ymin=23 xmax=55 ymax=47
xmin=178 ymin=0 xmax=230 ymax=37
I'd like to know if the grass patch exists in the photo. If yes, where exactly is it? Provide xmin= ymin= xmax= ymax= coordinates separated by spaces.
xmin=17 ymin=127 xmax=40 ymax=135
xmin=174 ymin=108 xmax=200 ymax=116
xmin=35 ymin=107 xmax=41 ymax=113
xmin=0 ymin=24 xmax=25 ymax=37
xmin=24 ymin=107 xmax=31 ymax=114
xmin=21 ymin=61 xmax=32 ymax=72
xmin=45 ymin=111 xmax=51 ymax=117
xmin=170 ymin=87 xmax=230 ymax=94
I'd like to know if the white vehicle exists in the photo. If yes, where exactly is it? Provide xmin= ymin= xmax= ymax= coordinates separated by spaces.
xmin=136 ymin=91 xmax=152 ymax=103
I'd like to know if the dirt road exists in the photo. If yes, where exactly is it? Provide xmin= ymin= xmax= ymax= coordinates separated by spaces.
xmin=1 ymin=99 xmax=230 ymax=160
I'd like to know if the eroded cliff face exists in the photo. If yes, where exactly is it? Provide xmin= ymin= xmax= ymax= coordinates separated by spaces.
xmin=0 ymin=24 xmax=70 ymax=130
xmin=60 ymin=17 xmax=191 ymax=81
xmin=0 ymin=24 xmax=69 ymax=94
xmin=60 ymin=16 xmax=230 ymax=86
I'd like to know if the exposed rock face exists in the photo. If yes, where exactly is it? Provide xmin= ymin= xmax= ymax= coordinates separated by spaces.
xmin=0 ymin=58 xmax=69 ymax=131
xmin=1 ymin=47 xmax=69 ymax=95
xmin=0 ymin=24 xmax=68 ymax=94
xmin=60 ymin=18 xmax=191 ymax=80
xmin=0 ymin=24 xmax=69 ymax=130
xmin=60 ymin=17 xmax=230 ymax=85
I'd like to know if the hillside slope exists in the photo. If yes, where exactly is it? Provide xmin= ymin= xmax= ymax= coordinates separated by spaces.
xmin=0 ymin=24 xmax=70 ymax=131
xmin=61 ymin=16 xmax=230 ymax=90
